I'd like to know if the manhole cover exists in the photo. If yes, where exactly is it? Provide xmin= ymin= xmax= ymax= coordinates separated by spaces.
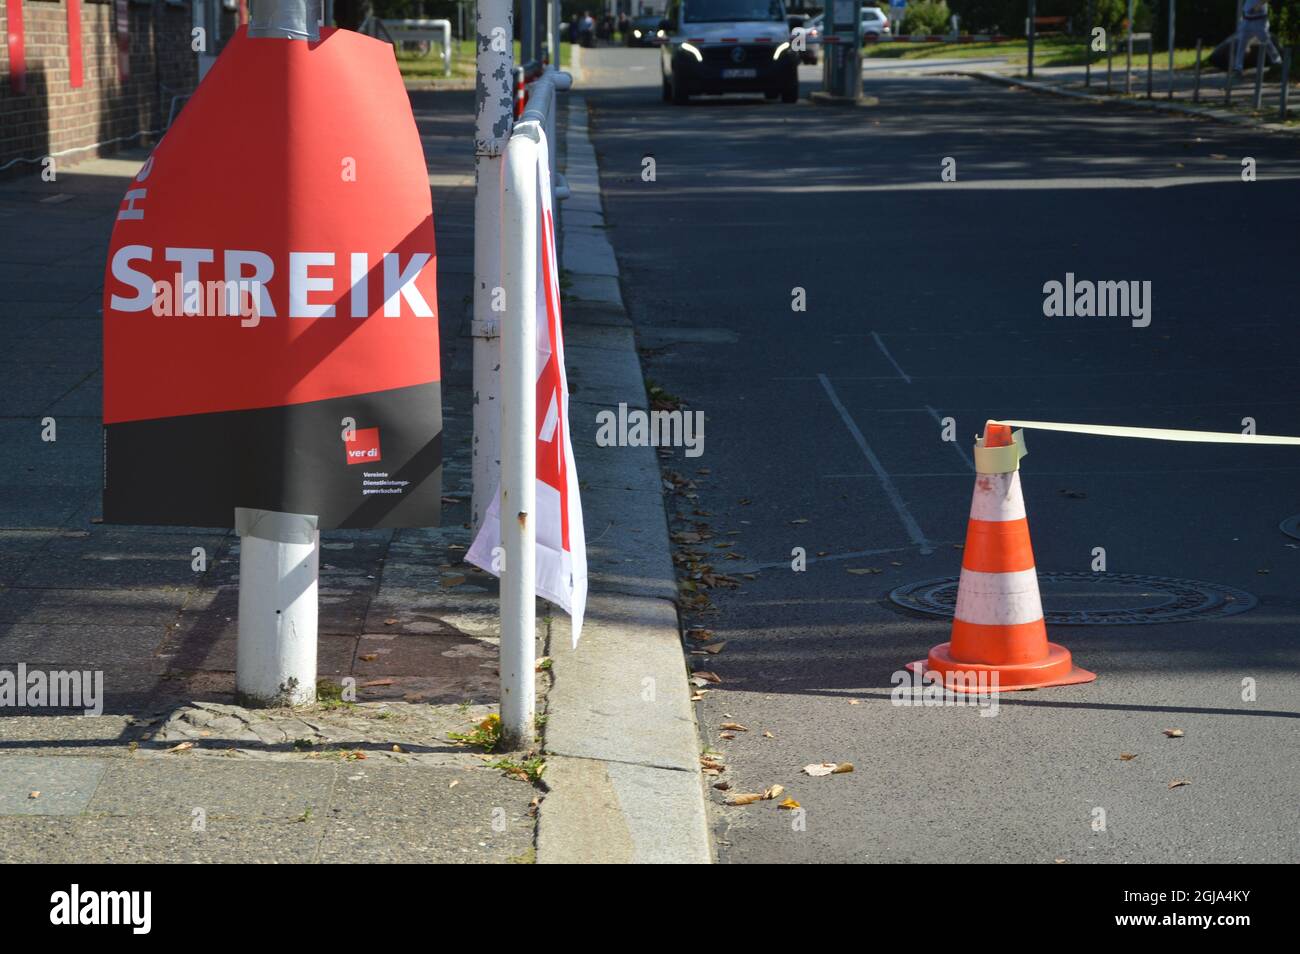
xmin=1281 ymin=515 xmax=1300 ymax=541
xmin=889 ymin=572 xmax=1257 ymax=625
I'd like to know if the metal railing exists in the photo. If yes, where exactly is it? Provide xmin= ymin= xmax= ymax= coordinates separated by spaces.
xmin=481 ymin=63 xmax=571 ymax=748
xmin=360 ymin=16 xmax=454 ymax=76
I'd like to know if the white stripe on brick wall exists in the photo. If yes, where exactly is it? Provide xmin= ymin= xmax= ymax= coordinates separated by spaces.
xmin=954 ymin=568 xmax=1043 ymax=626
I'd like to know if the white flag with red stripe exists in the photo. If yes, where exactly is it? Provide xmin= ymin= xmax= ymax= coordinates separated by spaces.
xmin=467 ymin=132 xmax=588 ymax=645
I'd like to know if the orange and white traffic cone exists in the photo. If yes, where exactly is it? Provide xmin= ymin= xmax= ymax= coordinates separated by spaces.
xmin=907 ymin=422 xmax=1095 ymax=692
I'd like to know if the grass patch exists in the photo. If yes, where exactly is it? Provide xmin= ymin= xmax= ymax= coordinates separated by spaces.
xmin=448 ymin=712 xmax=503 ymax=752
xmin=489 ymin=755 xmax=546 ymax=783
xmin=863 ymin=36 xmax=1205 ymax=70
xmin=396 ymin=39 xmax=567 ymax=84
xmin=315 ymin=680 xmax=354 ymax=711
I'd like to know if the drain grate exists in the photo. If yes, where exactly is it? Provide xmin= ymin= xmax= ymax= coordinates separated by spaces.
xmin=889 ymin=572 xmax=1257 ymax=625
xmin=1281 ymin=515 xmax=1300 ymax=541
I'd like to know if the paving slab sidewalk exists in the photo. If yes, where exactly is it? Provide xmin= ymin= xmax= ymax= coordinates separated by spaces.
xmin=0 ymin=89 xmax=539 ymax=864
xmin=0 ymin=82 xmax=712 ymax=864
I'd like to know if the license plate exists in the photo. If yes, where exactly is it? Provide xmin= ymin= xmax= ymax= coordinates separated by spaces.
xmin=721 ymin=68 xmax=757 ymax=79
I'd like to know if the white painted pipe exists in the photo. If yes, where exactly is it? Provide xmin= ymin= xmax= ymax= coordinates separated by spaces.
xmin=499 ymin=123 xmax=540 ymax=749
xmin=471 ymin=0 xmax=514 ymax=534
xmin=235 ymin=509 xmax=319 ymax=707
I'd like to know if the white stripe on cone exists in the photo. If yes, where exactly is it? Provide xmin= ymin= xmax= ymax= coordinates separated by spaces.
xmin=954 ymin=567 xmax=1044 ymax=626
xmin=968 ymin=470 xmax=1026 ymax=522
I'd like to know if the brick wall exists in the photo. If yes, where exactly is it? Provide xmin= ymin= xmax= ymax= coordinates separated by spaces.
xmin=1 ymin=1 xmax=239 ymax=178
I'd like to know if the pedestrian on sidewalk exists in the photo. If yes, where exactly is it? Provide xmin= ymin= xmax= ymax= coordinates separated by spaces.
xmin=1233 ymin=0 xmax=1281 ymax=74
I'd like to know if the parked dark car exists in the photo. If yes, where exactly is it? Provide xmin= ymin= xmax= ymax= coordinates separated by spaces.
xmin=626 ymin=14 xmax=666 ymax=47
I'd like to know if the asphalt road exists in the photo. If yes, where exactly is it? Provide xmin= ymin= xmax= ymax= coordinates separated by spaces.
xmin=577 ymin=46 xmax=1300 ymax=864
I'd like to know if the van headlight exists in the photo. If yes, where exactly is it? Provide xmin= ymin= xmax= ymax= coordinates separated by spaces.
xmin=773 ymin=41 xmax=790 ymax=60
xmin=679 ymin=42 xmax=703 ymax=62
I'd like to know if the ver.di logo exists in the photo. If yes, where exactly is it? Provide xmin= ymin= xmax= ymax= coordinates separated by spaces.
xmin=345 ymin=427 xmax=382 ymax=465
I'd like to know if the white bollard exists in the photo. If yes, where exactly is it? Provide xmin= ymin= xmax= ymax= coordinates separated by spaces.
xmin=235 ymin=508 xmax=320 ymax=707
xmin=498 ymin=124 xmax=540 ymax=750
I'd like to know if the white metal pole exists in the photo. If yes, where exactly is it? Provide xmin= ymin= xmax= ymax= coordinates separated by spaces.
xmin=233 ymin=0 xmax=322 ymax=710
xmin=472 ymin=0 xmax=514 ymax=533
xmin=235 ymin=509 xmax=320 ymax=707
xmin=499 ymin=123 xmax=540 ymax=750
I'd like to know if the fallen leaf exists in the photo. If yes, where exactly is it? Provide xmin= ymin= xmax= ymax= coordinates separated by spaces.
xmin=1209 ymin=152 xmax=1228 ymax=159
xmin=712 ymin=780 xmax=731 ymax=791
xmin=690 ymin=692 xmax=706 ymax=702
xmin=802 ymin=762 xmax=838 ymax=777
xmin=27 ymin=791 xmax=39 ymax=799
xmin=691 ymin=671 xmax=722 ymax=684
xmin=359 ymin=653 xmax=378 ymax=662
xmin=167 ymin=741 xmax=194 ymax=754
xmin=762 ymin=731 xmax=775 ymax=739
xmin=777 ymin=797 xmax=801 ymax=810
xmin=686 ymin=627 xmax=714 ymax=641
xmin=719 ymin=732 xmax=736 ymax=740
xmin=361 ymin=679 xmax=394 ymax=688
xmin=762 ymin=784 xmax=784 ymax=800
xmin=1119 ymin=753 xmax=1138 ymax=761
xmin=449 ymin=780 xmax=460 ymax=789
xmin=848 ymin=699 xmax=862 ymax=706
xmin=725 ymin=793 xmax=764 ymax=806
xmin=790 ymin=518 xmax=809 ymax=525
xmin=720 ymin=722 xmax=748 ymax=732
xmin=1163 ymin=728 xmax=1184 ymax=738
xmin=847 ymin=567 xmax=882 ymax=575
xmin=392 ymin=744 xmax=405 ymax=753
xmin=1169 ymin=779 xmax=1191 ymax=789
xmin=442 ymin=574 xmax=466 ymax=587
xmin=832 ymin=762 xmax=854 ymax=775
xmin=384 ymin=618 xmax=398 ymax=625
xmin=701 ymin=641 xmax=727 ymax=654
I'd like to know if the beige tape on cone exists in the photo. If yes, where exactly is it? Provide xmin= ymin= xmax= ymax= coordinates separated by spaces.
xmin=993 ymin=420 xmax=1300 ymax=447
xmin=973 ymin=429 xmax=1027 ymax=474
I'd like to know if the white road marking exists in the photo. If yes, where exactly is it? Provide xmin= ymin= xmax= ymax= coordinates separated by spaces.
xmin=926 ymin=405 xmax=976 ymax=472
xmin=871 ymin=331 xmax=911 ymax=384
xmin=818 ymin=372 xmax=933 ymax=555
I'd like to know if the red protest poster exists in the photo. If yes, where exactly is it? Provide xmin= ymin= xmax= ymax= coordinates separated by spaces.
xmin=6 ymin=0 xmax=25 ymax=95
xmin=67 ymin=0 xmax=83 ymax=89
xmin=102 ymin=28 xmax=442 ymax=530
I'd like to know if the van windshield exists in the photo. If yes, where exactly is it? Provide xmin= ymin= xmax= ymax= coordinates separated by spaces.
xmin=683 ymin=0 xmax=786 ymax=23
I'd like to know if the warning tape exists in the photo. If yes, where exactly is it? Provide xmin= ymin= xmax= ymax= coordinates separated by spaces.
xmin=993 ymin=420 xmax=1300 ymax=447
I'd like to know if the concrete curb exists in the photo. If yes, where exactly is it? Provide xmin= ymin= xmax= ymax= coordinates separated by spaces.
xmin=535 ymin=94 xmax=712 ymax=864
xmin=961 ymin=70 xmax=1300 ymax=135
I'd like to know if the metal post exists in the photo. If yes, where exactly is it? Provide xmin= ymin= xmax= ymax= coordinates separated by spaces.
xmin=1085 ymin=0 xmax=1094 ymax=87
xmin=521 ymin=0 xmax=535 ymax=69
xmin=1125 ymin=0 xmax=1133 ymax=92
xmin=1253 ymin=37 xmax=1265 ymax=109
xmin=500 ymin=124 xmax=540 ymax=750
xmin=1147 ymin=34 xmax=1153 ymax=97
xmin=472 ymin=0 xmax=513 ymax=534
xmin=1193 ymin=38 xmax=1202 ymax=102
xmin=1281 ymin=47 xmax=1292 ymax=121
xmin=234 ymin=0 xmax=323 ymax=710
xmin=1167 ymin=0 xmax=1175 ymax=98
xmin=1227 ymin=37 xmax=1235 ymax=104
xmin=1027 ymin=0 xmax=1035 ymax=79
